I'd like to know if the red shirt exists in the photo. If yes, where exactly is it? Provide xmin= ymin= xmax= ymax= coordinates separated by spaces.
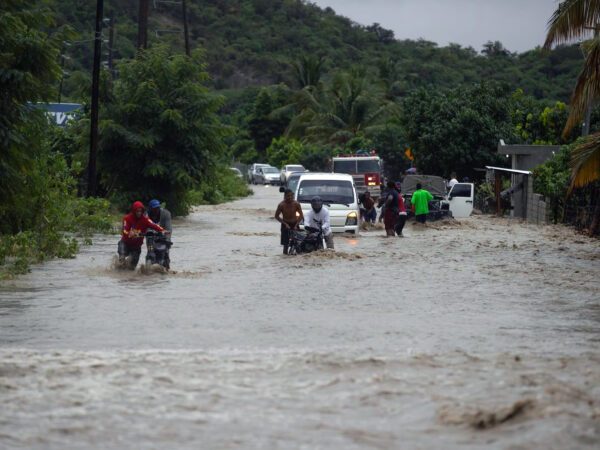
xmin=120 ymin=201 xmax=164 ymax=248
xmin=398 ymin=195 xmax=406 ymax=213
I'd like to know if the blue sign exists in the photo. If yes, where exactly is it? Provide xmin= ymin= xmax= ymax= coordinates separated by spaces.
xmin=35 ymin=103 xmax=82 ymax=126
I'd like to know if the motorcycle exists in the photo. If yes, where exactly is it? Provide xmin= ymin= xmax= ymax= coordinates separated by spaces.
xmin=142 ymin=229 xmax=172 ymax=273
xmin=287 ymin=220 xmax=326 ymax=255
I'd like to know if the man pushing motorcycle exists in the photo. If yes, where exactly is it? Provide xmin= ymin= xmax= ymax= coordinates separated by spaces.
xmin=118 ymin=201 xmax=167 ymax=270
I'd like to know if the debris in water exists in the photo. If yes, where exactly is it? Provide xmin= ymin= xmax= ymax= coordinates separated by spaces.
xmin=227 ymin=231 xmax=277 ymax=237
xmin=438 ymin=399 xmax=534 ymax=430
xmin=301 ymin=250 xmax=366 ymax=261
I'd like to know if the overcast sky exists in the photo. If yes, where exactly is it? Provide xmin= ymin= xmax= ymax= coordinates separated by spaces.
xmin=311 ymin=0 xmax=559 ymax=53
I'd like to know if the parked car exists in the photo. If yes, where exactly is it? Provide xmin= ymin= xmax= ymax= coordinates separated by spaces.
xmin=248 ymin=163 xmax=270 ymax=184
xmin=229 ymin=167 xmax=243 ymax=178
xmin=294 ymin=173 xmax=359 ymax=234
xmin=280 ymin=164 xmax=307 ymax=184
xmin=279 ymin=172 xmax=303 ymax=195
xmin=255 ymin=166 xmax=281 ymax=185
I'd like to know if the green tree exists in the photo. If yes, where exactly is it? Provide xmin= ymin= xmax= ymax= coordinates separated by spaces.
xmin=0 ymin=0 xmax=62 ymax=228
xmin=545 ymin=0 xmax=600 ymax=233
xmin=287 ymin=69 xmax=390 ymax=145
xmin=292 ymin=54 xmax=325 ymax=89
xmin=99 ymin=45 xmax=227 ymax=215
xmin=511 ymin=90 xmax=569 ymax=145
xmin=401 ymin=82 xmax=513 ymax=179
xmin=248 ymin=87 xmax=290 ymax=158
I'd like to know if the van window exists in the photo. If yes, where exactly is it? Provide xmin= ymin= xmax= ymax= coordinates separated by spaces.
xmin=297 ymin=180 xmax=355 ymax=205
xmin=451 ymin=184 xmax=472 ymax=197
xmin=333 ymin=160 xmax=357 ymax=174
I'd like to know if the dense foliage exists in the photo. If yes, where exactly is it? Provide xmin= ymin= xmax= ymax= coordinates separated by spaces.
xmin=98 ymin=45 xmax=231 ymax=215
xmin=48 ymin=0 xmax=583 ymax=102
xmin=400 ymin=82 xmax=513 ymax=180
xmin=0 ymin=0 xmax=61 ymax=227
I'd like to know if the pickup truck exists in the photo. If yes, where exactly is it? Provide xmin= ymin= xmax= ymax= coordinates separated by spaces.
xmin=401 ymin=175 xmax=474 ymax=220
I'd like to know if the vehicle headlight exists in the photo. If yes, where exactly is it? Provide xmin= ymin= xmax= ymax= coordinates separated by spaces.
xmin=346 ymin=211 xmax=358 ymax=226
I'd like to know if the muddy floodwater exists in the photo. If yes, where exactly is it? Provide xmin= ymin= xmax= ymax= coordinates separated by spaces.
xmin=1 ymin=186 xmax=599 ymax=449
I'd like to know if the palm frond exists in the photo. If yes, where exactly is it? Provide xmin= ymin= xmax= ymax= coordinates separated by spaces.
xmin=569 ymin=132 xmax=600 ymax=189
xmin=544 ymin=0 xmax=600 ymax=49
xmin=563 ymin=37 xmax=600 ymax=136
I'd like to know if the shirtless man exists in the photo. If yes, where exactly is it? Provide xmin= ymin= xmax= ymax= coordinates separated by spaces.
xmin=275 ymin=189 xmax=304 ymax=254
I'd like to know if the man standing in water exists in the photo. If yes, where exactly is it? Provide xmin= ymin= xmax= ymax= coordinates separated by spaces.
xmin=275 ymin=189 xmax=304 ymax=254
xmin=383 ymin=181 xmax=399 ymax=236
xmin=411 ymin=183 xmax=433 ymax=224
xmin=119 ymin=201 xmax=166 ymax=269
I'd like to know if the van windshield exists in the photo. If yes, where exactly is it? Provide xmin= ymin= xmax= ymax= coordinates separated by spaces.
xmin=297 ymin=180 xmax=355 ymax=205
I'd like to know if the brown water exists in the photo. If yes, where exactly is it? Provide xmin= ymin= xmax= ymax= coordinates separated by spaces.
xmin=1 ymin=186 xmax=599 ymax=449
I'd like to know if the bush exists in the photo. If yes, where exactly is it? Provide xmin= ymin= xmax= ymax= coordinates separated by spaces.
xmin=0 ymin=150 xmax=115 ymax=279
xmin=188 ymin=167 xmax=253 ymax=205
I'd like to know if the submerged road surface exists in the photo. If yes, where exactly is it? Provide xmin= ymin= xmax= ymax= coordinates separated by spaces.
xmin=1 ymin=186 xmax=599 ymax=449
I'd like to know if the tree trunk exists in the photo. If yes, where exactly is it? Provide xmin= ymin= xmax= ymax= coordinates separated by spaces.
xmin=137 ymin=0 xmax=149 ymax=50
xmin=589 ymin=185 xmax=600 ymax=235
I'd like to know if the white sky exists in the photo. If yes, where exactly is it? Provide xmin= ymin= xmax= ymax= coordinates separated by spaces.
xmin=311 ymin=0 xmax=559 ymax=53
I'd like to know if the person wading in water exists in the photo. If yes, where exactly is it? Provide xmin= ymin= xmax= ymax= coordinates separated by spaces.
xmin=275 ymin=189 xmax=304 ymax=254
xmin=383 ymin=181 xmax=399 ymax=237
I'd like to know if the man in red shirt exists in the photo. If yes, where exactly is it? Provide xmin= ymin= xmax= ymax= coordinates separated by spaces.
xmin=118 ymin=201 xmax=165 ymax=269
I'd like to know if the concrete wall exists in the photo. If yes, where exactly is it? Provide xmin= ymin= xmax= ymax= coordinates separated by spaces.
xmin=497 ymin=141 xmax=560 ymax=172
xmin=497 ymin=141 xmax=556 ymax=223
xmin=525 ymin=176 xmax=548 ymax=225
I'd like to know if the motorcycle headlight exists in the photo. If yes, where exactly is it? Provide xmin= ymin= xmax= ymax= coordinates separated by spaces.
xmin=346 ymin=211 xmax=358 ymax=226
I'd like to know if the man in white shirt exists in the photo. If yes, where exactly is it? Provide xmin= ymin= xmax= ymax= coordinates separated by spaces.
xmin=447 ymin=172 xmax=458 ymax=191
xmin=304 ymin=196 xmax=334 ymax=249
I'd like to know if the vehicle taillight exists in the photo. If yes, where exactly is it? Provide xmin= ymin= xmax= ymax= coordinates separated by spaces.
xmin=364 ymin=173 xmax=380 ymax=187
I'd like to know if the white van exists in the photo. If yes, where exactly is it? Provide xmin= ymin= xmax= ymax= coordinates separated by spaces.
xmin=294 ymin=173 xmax=360 ymax=234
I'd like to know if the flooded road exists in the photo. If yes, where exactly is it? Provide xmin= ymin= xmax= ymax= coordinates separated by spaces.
xmin=1 ymin=186 xmax=599 ymax=449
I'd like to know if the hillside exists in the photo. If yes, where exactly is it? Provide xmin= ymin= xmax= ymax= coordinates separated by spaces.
xmin=49 ymin=0 xmax=582 ymax=102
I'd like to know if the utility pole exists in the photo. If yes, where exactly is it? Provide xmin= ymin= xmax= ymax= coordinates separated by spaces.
xmin=87 ymin=0 xmax=104 ymax=197
xmin=182 ymin=0 xmax=190 ymax=56
xmin=138 ymin=0 xmax=149 ymax=49
xmin=57 ymin=45 xmax=68 ymax=103
xmin=107 ymin=10 xmax=115 ymax=77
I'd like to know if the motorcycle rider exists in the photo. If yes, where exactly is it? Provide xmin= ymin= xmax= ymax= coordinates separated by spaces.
xmin=303 ymin=196 xmax=334 ymax=250
xmin=118 ymin=201 xmax=166 ymax=269
xmin=148 ymin=199 xmax=172 ymax=235
xmin=148 ymin=199 xmax=172 ymax=269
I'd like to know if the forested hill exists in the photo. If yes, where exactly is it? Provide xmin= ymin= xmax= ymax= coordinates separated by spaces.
xmin=52 ymin=0 xmax=581 ymax=101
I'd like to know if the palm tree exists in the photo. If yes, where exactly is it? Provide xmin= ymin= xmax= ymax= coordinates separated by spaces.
xmin=285 ymin=70 xmax=391 ymax=145
xmin=292 ymin=55 xmax=325 ymax=89
xmin=545 ymin=0 xmax=600 ymax=233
